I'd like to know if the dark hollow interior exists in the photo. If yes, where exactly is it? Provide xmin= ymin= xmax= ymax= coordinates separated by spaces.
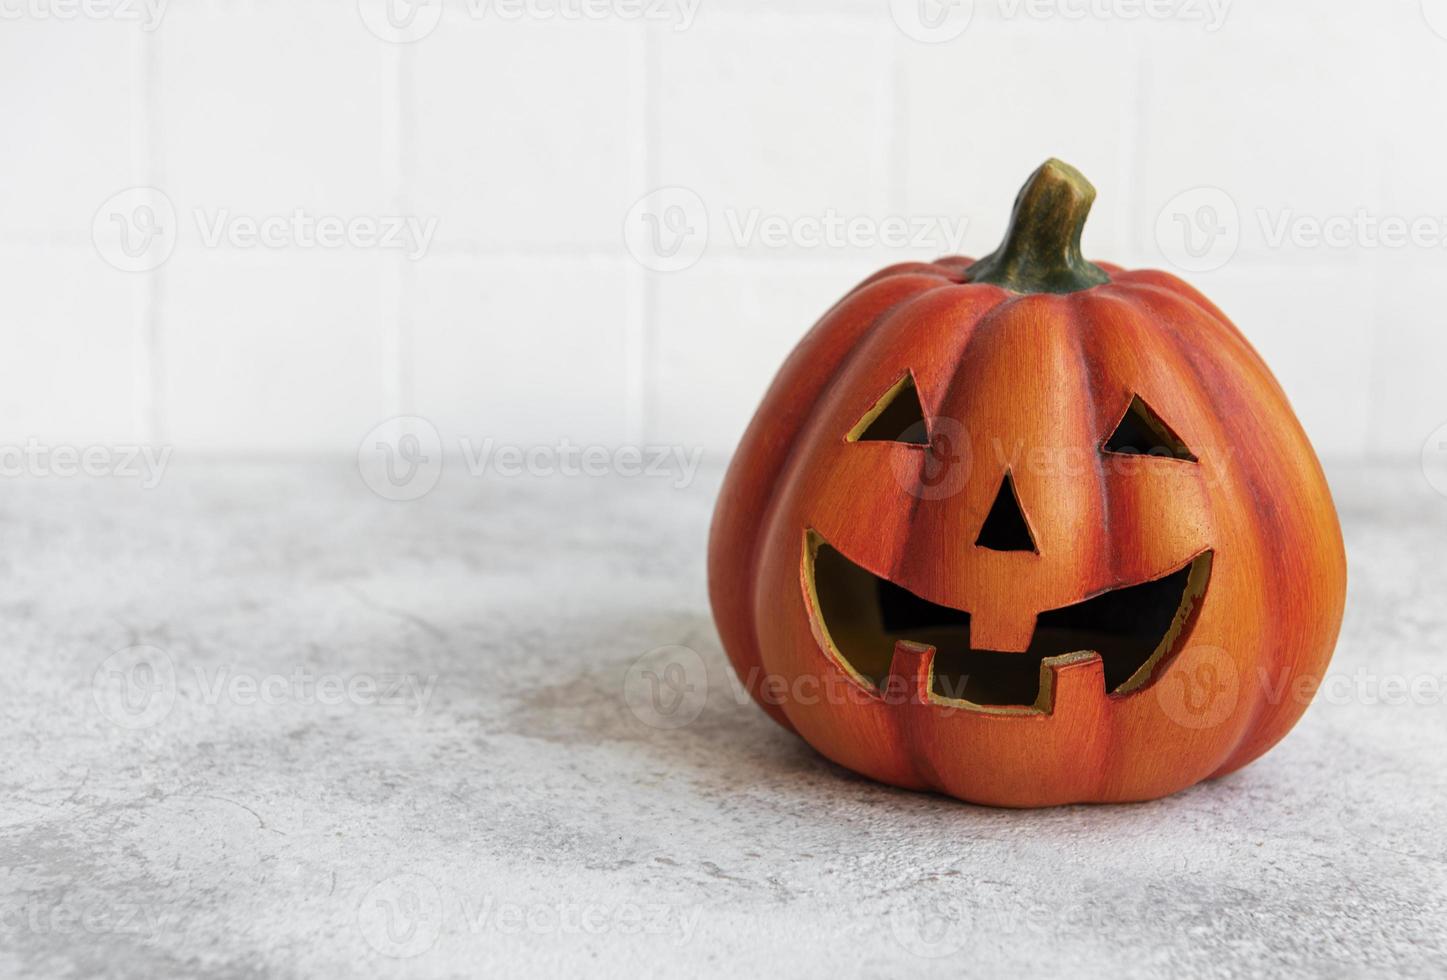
xmin=1103 ymin=395 xmax=1198 ymax=461
xmin=814 ymin=541 xmax=1199 ymax=707
xmin=854 ymin=379 xmax=929 ymax=444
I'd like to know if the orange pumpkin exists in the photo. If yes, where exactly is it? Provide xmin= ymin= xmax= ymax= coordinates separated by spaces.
xmin=708 ymin=159 xmax=1346 ymax=807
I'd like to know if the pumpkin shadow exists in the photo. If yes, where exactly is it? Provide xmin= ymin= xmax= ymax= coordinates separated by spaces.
xmin=497 ymin=608 xmax=1208 ymax=829
xmin=500 ymin=608 xmax=816 ymax=779
xmin=495 ymin=604 xmax=935 ymax=812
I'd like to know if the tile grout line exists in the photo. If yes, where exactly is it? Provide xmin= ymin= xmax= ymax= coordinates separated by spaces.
xmin=1119 ymin=35 xmax=1144 ymax=259
xmin=887 ymin=32 xmax=907 ymax=217
xmin=133 ymin=25 xmax=163 ymax=445
xmin=1359 ymin=30 xmax=1390 ymax=460
xmin=380 ymin=41 xmax=408 ymax=423
xmin=626 ymin=23 xmax=660 ymax=447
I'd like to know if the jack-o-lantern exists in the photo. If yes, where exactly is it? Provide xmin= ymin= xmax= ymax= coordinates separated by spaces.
xmin=708 ymin=159 xmax=1346 ymax=807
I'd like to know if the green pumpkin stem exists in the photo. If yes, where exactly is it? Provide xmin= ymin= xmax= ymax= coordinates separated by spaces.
xmin=965 ymin=158 xmax=1110 ymax=295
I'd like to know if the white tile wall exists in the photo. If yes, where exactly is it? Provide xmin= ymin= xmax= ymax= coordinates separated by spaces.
xmin=409 ymin=13 xmax=640 ymax=251
xmin=0 ymin=18 xmax=137 ymax=244
xmin=155 ymin=1 xmax=390 ymax=217
xmin=0 ymin=243 xmax=140 ymax=443
xmin=409 ymin=253 xmax=633 ymax=447
xmin=161 ymin=249 xmax=389 ymax=453
xmin=896 ymin=19 xmax=1142 ymax=260
xmin=1 ymin=1 xmax=1444 ymax=460
xmin=653 ymin=256 xmax=876 ymax=452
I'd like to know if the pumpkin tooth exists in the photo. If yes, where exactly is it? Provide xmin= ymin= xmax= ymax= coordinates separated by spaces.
xmin=1036 ymin=652 xmax=1107 ymax=714
xmin=887 ymin=640 xmax=937 ymax=706
xmin=967 ymin=610 xmax=1038 ymax=654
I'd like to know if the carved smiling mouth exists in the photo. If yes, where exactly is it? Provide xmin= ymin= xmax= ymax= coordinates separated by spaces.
xmin=804 ymin=531 xmax=1212 ymax=712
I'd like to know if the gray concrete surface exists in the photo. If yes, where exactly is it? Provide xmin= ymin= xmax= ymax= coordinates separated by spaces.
xmin=0 ymin=459 xmax=1442 ymax=978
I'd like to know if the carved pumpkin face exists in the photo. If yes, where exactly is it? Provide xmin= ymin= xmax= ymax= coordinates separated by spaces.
xmin=708 ymin=160 xmax=1346 ymax=807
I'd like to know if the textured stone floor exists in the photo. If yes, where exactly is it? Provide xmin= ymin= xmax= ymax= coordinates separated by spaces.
xmin=0 ymin=459 xmax=1441 ymax=978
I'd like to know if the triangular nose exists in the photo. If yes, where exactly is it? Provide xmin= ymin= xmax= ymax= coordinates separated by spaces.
xmin=975 ymin=471 xmax=1037 ymax=553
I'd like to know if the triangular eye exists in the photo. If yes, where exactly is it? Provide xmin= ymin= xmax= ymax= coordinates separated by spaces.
xmin=1103 ymin=395 xmax=1197 ymax=462
xmin=847 ymin=372 xmax=929 ymax=445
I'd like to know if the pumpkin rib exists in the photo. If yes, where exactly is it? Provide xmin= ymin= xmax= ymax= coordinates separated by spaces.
xmin=1127 ymin=284 xmax=1336 ymax=770
xmin=902 ymin=288 xmax=1019 ymax=576
xmin=1069 ymin=289 xmax=1250 ymax=791
xmin=1105 ymin=276 xmax=1271 ymax=392
xmin=1113 ymin=268 xmax=1238 ymax=334
xmin=823 ymin=284 xmax=1015 ymax=586
xmin=1081 ymin=289 xmax=1259 ymax=752
xmin=1183 ymin=342 xmax=1342 ymax=772
xmin=710 ymin=272 xmax=961 ymax=729
xmin=1065 ymin=293 xmax=1118 ymax=584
